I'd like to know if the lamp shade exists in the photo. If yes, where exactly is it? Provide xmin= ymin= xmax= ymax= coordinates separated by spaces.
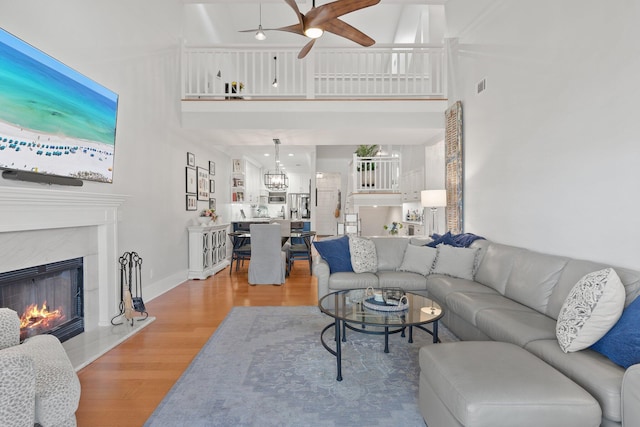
xmin=421 ymin=189 xmax=447 ymax=207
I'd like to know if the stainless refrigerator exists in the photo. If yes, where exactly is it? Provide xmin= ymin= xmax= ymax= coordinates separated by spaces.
xmin=288 ymin=193 xmax=310 ymax=220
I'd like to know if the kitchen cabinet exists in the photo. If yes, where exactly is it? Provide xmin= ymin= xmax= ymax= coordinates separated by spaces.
xmin=244 ymin=161 xmax=261 ymax=203
xmin=401 ymin=168 xmax=425 ymax=202
xmin=232 ymin=158 xmax=262 ymax=204
xmin=231 ymin=159 xmax=245 ymax=203
xmin=188 ymin=223 xmax=229 ymax=279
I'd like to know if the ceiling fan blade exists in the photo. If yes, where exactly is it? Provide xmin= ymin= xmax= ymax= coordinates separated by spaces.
xmin=284 ymin=0 xmax=305 ymax=30
xmin=298 ymin=39 xmax=317 ymax=59
xmin=323 ymin=18 xmax=375 ymax=47
xmin=305 ymin=0 xmax=380 ymax=29
xmin=273 ymin=24 xmax=306 ymax=36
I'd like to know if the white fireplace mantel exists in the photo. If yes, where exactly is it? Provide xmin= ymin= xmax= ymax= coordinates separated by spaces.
xmin=0 ymin=186 xmax=128 ymax=329
xmin=0 ymin=186 xmax=126 ymax=233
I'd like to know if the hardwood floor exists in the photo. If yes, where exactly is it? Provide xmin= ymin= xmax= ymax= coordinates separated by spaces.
xmin=75 ymin=262 xmax=318 ymax=427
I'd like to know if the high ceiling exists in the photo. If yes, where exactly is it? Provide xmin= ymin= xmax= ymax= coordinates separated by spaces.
xmin=181 ymin=0 xmax=448 ymax=172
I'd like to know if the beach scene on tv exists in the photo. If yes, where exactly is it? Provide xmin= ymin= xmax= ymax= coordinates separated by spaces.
xmin=0 ymin=29 xmax=118 ymax=183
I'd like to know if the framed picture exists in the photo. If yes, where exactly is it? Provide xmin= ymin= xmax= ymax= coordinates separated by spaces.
xmin=186 ymin=167 xmax=197 ymax=194
xmin=187 ymin=152 xmax=195 ymax=167
xmin=209 ymin=179 xmax=215 ymax=194
xmin=186 ymin=194 xmax=197 ymax=211
xmin=197 ymin=167 xmax=209 ymax=200
xmin=232 ymin=159 xmax=243 ymax=173
xmin=209 ymin=161 xmax=215 ymax=175
xmin=209 ymin=198 xmax=216 ymax=211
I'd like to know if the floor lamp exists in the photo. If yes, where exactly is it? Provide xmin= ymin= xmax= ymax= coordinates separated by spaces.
xmin=421 ymin=190 xmax=447 ymax=237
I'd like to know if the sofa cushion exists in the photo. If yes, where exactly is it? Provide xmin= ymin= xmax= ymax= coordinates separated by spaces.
xmin=419 ymin=341 xmax=602 ymax=427
xmin=348 ymin=236 xmax=377 ymax=273
xmin=556 ymin=268 xmax=625 ymax=353
xmin=476 ymin=308 xmax=558 ymax=348
xmin=410 ymin=236 xmax=433 ymax=246
xmin=503 ymin=250 xmax=568 ymax=314
xmin=474 ymin=243 xmax=524 ymax=294
xmin=398 ymin=244 xmax=437 ymax=276
xmin=590 ymin=295 xmax=640 ymax=369
xmin=548 ymin=259 xmax=640 ymax=319
xmin=328 ymin=271 xmax=378 ymax=290
xmin=376 ymin=271 xmax=427 ymax=291
xmin=313 ymin=235 xmax=353 ymax=273
xmin=445 ymin=291 xmax=533 ymax=327
xmin=425 ymin=276 xmax=498 ymax=311
xmin=371 ymin=237 xmax=410 ymax=271
xmin=526 ymin=339 xmax=624 ymax=423
xmin=431 ymin=245 xmax=479 ymax=280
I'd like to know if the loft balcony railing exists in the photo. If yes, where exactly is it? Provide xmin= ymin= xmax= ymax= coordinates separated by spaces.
xmin=349 ymin=154 xmax=401 ymax=194
xmin=182 ymin=44 xmax=446 ymax=100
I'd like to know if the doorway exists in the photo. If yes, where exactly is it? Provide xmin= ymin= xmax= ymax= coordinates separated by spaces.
xmin=315 ymin=172 xmax=341 ymax=236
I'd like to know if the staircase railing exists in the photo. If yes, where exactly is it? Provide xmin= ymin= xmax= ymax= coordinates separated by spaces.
xmin=182 ymin=44 xmax=445 ymax=100
xmin=350 ymin=154 xmax=401 ymax=193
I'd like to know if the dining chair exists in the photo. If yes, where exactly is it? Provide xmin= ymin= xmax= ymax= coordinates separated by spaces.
xmin=229 ymin=222 xmax=252 ymax=274
xmin=229 ymin=233 xmax=251 ymax=274
xmin=288 ymin=226 xmax=314 ymax=274
xmin=248 ymin=224 xmax=286 ymax=285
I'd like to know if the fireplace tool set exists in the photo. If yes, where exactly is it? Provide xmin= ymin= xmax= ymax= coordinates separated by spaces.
xmin=111 ymin=251 xmax=148 ymax=326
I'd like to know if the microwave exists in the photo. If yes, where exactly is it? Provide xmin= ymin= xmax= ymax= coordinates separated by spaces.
xmin=268 ymin=192 xmax=286 ymax=204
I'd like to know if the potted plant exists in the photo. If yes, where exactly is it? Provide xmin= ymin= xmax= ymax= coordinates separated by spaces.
xmin=355 ymin=144 xmax=378 ymax=187
xmin=383 ymin=222 xmax=403 ymax=235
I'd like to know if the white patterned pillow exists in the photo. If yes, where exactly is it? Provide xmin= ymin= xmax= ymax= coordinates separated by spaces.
xmin=348 ymin=236 xmax=377 ymax=273
xmin=398 ymin=244 xmax=437 ymax=276
xmin=556 ymin=268 xmax=625 ymax=353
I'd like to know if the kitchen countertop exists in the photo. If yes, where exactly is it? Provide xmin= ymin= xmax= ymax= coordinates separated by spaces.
xmin=231 ymin=218 xmax=310 ymax=222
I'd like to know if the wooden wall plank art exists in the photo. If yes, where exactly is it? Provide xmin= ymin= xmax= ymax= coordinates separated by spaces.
xmin=445 ymin=101 xmax=463 ymax=234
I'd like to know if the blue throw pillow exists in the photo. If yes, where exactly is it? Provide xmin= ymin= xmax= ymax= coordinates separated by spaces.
xmin=313 ymin=235 xmax=353 ymax=273
xmin=590 ymin=297 xmax=640 ymax=369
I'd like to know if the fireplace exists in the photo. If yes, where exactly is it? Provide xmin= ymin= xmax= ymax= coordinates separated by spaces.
xmin=0 ymin=258 xmax=84 ymax=343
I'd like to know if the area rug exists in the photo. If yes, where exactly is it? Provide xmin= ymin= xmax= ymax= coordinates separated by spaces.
xmin=144 ymin=306 xmax=458 ymax=427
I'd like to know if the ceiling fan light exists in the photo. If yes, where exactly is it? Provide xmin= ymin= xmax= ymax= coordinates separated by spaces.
xmin=304 ymin=27 xmax=324 ymax=39
xmin=255 ymin=25 xmax=267 ymax=40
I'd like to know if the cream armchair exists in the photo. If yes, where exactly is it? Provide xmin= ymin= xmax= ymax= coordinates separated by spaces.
xmin=0 ymin=308 xmax=80 ymax=427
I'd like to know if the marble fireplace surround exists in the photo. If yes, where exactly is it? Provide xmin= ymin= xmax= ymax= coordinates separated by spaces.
xmin=0 ymin=186 xmax=153 ymax=369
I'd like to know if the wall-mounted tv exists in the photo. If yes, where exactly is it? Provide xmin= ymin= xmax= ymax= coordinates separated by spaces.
xmin=0 ymin=28 xmax=118 ymax=184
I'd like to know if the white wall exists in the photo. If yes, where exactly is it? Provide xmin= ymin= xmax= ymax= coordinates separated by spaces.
xmin=0 ymin=0 xmax=232 ymax=300
xmin=445 ymin=0 xmax=640 ymax=268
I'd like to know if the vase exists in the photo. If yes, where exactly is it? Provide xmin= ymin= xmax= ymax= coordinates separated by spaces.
xmin=197 ymin=217 xmax=211 ymax=226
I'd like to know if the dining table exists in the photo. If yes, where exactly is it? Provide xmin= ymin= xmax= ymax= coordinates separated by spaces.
xmin=228 ymin=230 xmax=316 ymax=273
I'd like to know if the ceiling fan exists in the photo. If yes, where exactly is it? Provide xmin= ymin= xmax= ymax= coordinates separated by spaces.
xmin=240 ymin=0 xmax=380 ymax=59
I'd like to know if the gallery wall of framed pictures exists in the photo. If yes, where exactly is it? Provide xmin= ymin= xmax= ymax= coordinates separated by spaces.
xmin=185 ymin=152 xmax=217 ymax=212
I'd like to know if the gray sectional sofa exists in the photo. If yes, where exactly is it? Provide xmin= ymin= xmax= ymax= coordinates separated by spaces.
xmin=312 ymin=236 xmax=640 ymax=427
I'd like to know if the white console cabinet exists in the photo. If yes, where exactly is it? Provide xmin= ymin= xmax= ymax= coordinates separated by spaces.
xmin=188 ymin=223 xmax=229 ymax=279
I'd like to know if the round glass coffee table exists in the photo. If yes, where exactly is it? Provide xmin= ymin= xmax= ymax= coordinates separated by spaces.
xmin=318 ymin=289 xmax=444 ymax=381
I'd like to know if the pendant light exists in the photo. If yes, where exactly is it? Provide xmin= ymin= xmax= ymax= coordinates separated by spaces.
xmin=272 ymin=56 xmax=278 ymax=88
xmin=255 ymin=3 xmax=266 ymax=41
xmin=264 ymin=139 xmax=289 ymax=191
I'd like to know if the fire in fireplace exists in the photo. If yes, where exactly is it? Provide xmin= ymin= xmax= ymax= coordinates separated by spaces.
xmin=0 ymin=258 xmax=84 ymax=342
